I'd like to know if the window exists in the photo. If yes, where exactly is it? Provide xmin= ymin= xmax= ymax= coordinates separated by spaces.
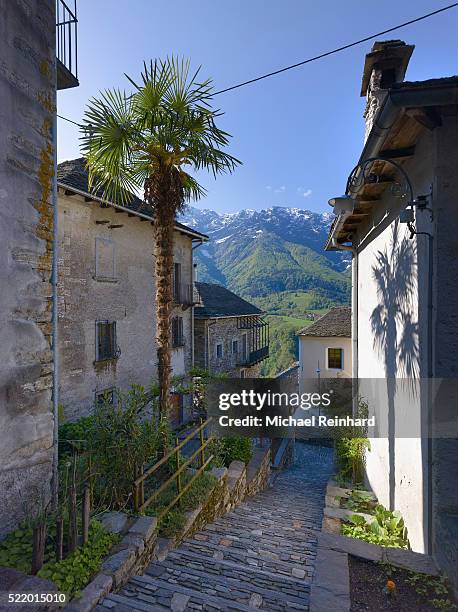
xmin=95 ymin=237 xmax=116 ymax=281
xmin=96 ymin=321 xmax=119 ymax=361
xmin=232 ymin=339 xmax=238 ymax=355
xmin=173 ymin=262 xmax=182 ymax=302
xmin=172 ymin=316 xmax=185 ymax=347
xmin=96 ymin=388 xmax=115 ymax=407
xmin=216 ymin=343 xmax=223 ymax=359
xmin=327 ymin=348 xmax=343 ymax=369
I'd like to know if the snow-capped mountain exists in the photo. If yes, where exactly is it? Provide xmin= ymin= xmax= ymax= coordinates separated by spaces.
xmin=180 ymin=205 xmax=350 ymax=305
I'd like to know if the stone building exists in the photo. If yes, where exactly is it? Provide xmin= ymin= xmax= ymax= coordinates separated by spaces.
xmin=0 ymin=0 xmax=79 ymax=537
xmin=325 ymin=40 xmax=458 ymax=586
xmin=193 ymin=282 xmax=269 ymax=377
xmin=57 ymin=158 xmax=208 ymax=421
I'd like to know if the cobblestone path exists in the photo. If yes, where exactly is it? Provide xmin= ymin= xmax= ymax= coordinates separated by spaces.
xmin=97 ymin=443 xmax=334 ymax=611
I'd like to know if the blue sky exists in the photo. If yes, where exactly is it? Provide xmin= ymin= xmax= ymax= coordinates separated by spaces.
xmin=58 ymin=1 xmax=458 ymax=214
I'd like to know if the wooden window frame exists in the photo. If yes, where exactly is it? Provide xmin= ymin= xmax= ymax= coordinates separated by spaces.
xmin=327 ymin=347 xmax=344 ymax=370
xmin=95 ymin=320 xmax=120 ymax=362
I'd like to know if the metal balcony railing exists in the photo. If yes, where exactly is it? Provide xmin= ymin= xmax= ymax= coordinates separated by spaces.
xmin=237 ymin=346 xmax=269 ymax=366
xmin=56 ymin=0 xmax=79 ymax=90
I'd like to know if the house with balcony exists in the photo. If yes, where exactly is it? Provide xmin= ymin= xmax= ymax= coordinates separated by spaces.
xmin=57 ymin=158 xmax=208 ymax=421
xmin=193 ymin=283 xmax=269 ymax=377
xmin=325 ymin=40 xmax=458 ymax=587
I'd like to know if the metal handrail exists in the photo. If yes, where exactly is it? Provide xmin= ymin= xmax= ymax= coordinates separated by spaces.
xmin=133 ymin=417 xmax=213 ymax=515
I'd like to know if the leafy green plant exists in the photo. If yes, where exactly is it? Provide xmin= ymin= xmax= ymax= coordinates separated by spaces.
xmin=209 ymin=437 xmax=253 ymax=467
xmin=38 ymin=521 xmax=118 ymax=600
xmin=342 ymin=504 xmax=409 ymax=548
xmin=342 ymin=489 xmax=376 ymax=514
xmin=0 ymin=524 xmax=54 ymax=574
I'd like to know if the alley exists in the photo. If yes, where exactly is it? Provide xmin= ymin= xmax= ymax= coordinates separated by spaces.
xmin=96 ymin=443 xmax=334 ymax=611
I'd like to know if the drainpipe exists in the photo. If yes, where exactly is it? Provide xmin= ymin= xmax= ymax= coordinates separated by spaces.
xmin=51 ymin=102 xmax=59 ymax=511
xmin=191 ymin=241 xmax=204 ymax=368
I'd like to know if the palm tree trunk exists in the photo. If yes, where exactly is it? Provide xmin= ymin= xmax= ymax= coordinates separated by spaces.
xmin=149 ymin=169 xmax=184 ymax=440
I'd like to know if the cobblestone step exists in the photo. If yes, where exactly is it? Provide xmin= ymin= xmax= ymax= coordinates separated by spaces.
xmin=166 ymin=548 xmax=310 ymax=589
xmin=97 ymin=443 xmax=334 ymax=611
xmin=124 ymin=575 xmax=260 ymax=611
xmin=143 ymin=549 xmax=310 ymax=608
xmin=179 ymin=537 xmax=315 ymax=579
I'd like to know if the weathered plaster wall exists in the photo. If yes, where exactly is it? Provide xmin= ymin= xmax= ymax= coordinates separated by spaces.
xmin=356 ymin=130 xmax=434 ymax=553
xmin=0 ymin=0 xmax=56 ymax=538
xmin=58 ymin=192 xmax=194 ymax=420
xmin=298 ymin=336 xmax=352 ymax=392
xmin=194 ymin=317 xmax=261 ymax=377
xmin=431 ymin=115 xmax=458 ymax=589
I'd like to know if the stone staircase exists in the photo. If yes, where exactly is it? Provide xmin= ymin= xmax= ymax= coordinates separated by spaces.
xmin=95 ymin=443 xmax=334 ymax=611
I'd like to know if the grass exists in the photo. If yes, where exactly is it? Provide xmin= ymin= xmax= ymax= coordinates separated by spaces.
xmin=145 ymin=470 xmax=217 ymax=538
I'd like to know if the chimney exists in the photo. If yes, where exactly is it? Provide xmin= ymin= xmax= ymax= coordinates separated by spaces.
xmin=361 ymin=40 xmax=414 ymax=141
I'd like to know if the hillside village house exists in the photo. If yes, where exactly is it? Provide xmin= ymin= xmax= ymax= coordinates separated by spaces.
xmin=0 ymin=1 xmax=79 ymax=538
xmin=193 ymin=282 xmax=269 ymax=377
xmin=297 ymin=307 xmax=352 ymax=393
xmin=325 ymin=40 xmax=458 ymax=586
xmin=57 ymin=158 xmax=208 ymax=422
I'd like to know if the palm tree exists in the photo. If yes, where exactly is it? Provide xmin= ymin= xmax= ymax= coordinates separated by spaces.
xmin=80 ymin=58 xmax=240 ymax=429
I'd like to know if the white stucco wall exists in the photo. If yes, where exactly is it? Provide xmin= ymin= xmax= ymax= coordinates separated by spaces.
xmin=355 ymin=129 xmax=434 ymax=553
xmin=58 ymin=192 xmax=194 ymax=420
xmin=298 ymin=336 xmax=352 ymax=393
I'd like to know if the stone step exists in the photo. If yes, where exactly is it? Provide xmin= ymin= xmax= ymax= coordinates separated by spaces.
xmin=144 ymin=550 xmax=310 ymax=609
xmin=208 ymin=512 xmax=321 ymax=539
xmin=123 ymin=574 xmax=263 ymax=611
xmin=96 ymin=592 xmax=166 ymax=610
xmin=166 ymin=548 xmax=311 ymax=589
xmin=190 ymin=526 xmax=317 ymax=564
xmin=180 ymin=537 xmax=315 ymax=579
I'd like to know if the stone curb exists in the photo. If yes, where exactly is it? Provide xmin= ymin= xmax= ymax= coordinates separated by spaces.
xmin=310 ymin=477 xmax=440 ymax=612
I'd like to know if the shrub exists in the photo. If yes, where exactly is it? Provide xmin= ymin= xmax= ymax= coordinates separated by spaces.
xmin=335 ymin=437 xmax=371 ymax=486
xmin=146 ymin=471 xmax=217 ymax=538
xmin=210 ymin=437 xmax=253 ymax=467
xmin=59 ymin=416 xmax=95 ymax=459
xmin=86 ymin=386 xmax=165 ymax=509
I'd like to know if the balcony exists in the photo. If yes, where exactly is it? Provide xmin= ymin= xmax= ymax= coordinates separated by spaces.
xmin=173 ymin=283 xmax=196 ymax=308
xmin=56 ymin=0 xmax=79 ymax=90
xmin=237 ymin=346 xmax=269 ymax=367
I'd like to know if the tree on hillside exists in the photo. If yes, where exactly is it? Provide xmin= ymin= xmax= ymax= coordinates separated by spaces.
xmin=80 ymin=58 xmax=240 ymax=437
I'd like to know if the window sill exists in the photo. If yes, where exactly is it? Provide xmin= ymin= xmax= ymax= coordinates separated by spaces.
xmin=93 ymin=276 xmax=119 ymax=283
xmin=93 ymin=357 xmax=119 ymax=365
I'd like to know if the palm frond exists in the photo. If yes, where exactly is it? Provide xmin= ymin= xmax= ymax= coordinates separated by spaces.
xmin=80 ymin=56 xmax=241 ymax=207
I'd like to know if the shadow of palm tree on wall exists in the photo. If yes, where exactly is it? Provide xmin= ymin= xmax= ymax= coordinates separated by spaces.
xmin=369 ymin=220 xmax=419 ymax=509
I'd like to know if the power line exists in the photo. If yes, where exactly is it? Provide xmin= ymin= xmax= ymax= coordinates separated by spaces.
xmin=212 ymin=3 xmax=458 ymax=95
xmin=57 ymin=114 xmax=81 ymax=127
xmin=57 ymin=2 xmax=458 ymax=127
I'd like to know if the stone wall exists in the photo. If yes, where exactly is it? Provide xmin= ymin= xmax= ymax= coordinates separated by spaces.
xmin=58 ymin=192 xmax=195 ymax=420
xmin=194 ymin=317 xmax=262 ymax=377
xmin=0 ymin=0 xmax=56 ymax=539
